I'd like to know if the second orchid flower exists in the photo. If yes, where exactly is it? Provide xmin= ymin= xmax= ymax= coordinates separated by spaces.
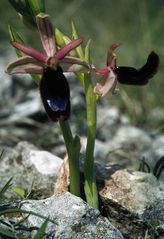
xmin=94 ymin=44 xmax=159 ymax=97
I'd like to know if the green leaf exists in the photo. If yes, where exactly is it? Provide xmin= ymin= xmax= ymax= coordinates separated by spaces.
xmin=153 ymin=155 xmax=164 ymax=179
xmin=13 ymin=215 xmax=29 ymax=227
xmin=0 ymin=177 xmax=13 ymax=200
xmin=8 ymin=25 xmax=25 ymax=57
xmin=33 ymin=218 xmax=49 ymax=239
xmin=13 ymin=187 xmax=26 ymax=199
xmin=71 ymin=22 xmax=84 ymax=59
xmin=138 ymin=158 xmax=151 ymax=173
xmin=0 ymin=226 xmax=28 ymax=239
xmin=0 ymin=149 xmax=4 ymax=159
xmin=25 ymin=0 xmax=45 ymax=18
xmin=0 ymin=209 xmax=54 ymax=223
xmin=8 ymin=0 xmax=46 ymax=29
xmin=8 ymin=0 xmax=36 ymax=29
xmin=8 ymin=0 xmax=27 ymax=16
xmin=9 ymin=0 xmax=46 ymax=29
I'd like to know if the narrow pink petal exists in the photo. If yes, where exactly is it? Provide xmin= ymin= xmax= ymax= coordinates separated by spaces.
xmin=11 ymin=41 xmax=47 ymax=62
xmin=94 ymin=70 xmax=117 ymax=97
xmin=6 ymin=56 xmax=44 ymax=74
xmin=56 ymin=38 xmax=83 ymax=60
xmin=95 ymin=68 xmax=110 ymax=75
xmin=107 ymin=53 xmax=117 ymax=69
xmin=36 ymin=13 xmax=56 ymax=58
xmin=107 ymin=44 xmax=120 ymax=67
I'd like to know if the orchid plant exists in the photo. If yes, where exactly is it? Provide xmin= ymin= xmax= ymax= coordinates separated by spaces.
xmin=6 ymin=0 xmax=159 ymax=209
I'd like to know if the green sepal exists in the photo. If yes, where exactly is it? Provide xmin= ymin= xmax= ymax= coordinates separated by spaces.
xmin=62 ymin=35 xmax=77 ymax=57
xmin=84 ymin=39 xmax=91 ymax=64
xmin=55 ymin=28 xmax=66 ymax=48
xmin=55 ymin=28 xmax=78 ymax=57
xmin=8 ymin=25 xmax=25 ymax=57
xmin=71 ymin=21 xmax=84 ymax=59
xmin=75 ymin=39 xmax=91 ymax=86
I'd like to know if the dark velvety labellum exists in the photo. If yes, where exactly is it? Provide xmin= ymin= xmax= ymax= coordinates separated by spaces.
xmin=40 ymin=66 xmax=70 ymax=121
xmin=115 ymin=51 xmax=159 ymax=85
xmin=47 ymin=96 xmax=68 ymax=112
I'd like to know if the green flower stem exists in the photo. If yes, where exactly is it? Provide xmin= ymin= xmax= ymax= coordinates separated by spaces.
xmin=59 ymin=120 xmax=81 ymax=197
xmin=84 ymin=73 xmax=99 ymax=209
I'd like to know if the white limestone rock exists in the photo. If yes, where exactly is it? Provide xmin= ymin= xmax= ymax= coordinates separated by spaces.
xmin=21 ymin=192 xmax=124 ymax=239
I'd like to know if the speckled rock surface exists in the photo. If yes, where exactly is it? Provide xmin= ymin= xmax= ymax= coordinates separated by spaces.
xmin=0 ymin=141 xmax=62 ymax=199
xmin=99 ymin=168 xmax=164 ymax=238
xmin=20 ymin=192 xmax=124 ymax=239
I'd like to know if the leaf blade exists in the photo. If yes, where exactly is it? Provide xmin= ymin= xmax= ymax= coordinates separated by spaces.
xmin=33 ymin=218 xmax=49 ymax=239
xmin=0 ymin=177 xmax=13 ymax=200
xmin=8 ymin=25 xmax=25 ymax=57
